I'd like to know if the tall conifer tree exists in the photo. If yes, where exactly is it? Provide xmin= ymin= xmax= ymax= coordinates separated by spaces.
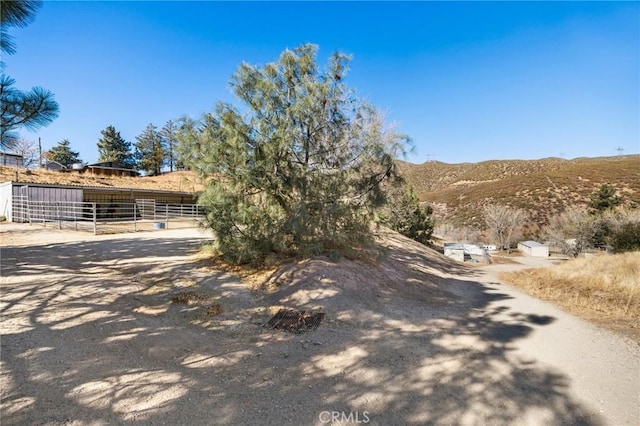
xmin=135 ymin=123 xmax=165 ymax=175
xmin=160 ymin=120 xmax=178 ymax=172
xmin=96 ymin=125 xmax=135 ymax=168
xmin=46 ymin=139 xmax=80 ymax=167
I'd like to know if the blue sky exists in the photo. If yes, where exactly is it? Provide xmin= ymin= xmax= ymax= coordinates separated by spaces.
xmin=5 ymin=1 xmax=639 ymax=165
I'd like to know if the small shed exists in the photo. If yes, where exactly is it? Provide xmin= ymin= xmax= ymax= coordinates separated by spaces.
xmin=1 ymin=152 xmax=24 ymax=167
xmin=444 ymin=243 xmax=486 ymax=262
xmin=42 ymin=160 xmax=67 ymax=170
xmin=518 ymin=241 xmax=549 ymax=257
xmin=444 ymin=247 xmax=465 ymax=262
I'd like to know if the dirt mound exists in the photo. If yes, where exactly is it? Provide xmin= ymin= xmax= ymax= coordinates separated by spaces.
xmin=253 ymin=229 xmax=477 ymax=328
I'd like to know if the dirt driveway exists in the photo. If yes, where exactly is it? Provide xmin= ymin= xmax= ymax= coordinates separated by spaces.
xmin=1 ymin=223 xmax=638 ymax=425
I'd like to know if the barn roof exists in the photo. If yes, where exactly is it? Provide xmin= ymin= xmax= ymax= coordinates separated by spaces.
xmin=519 ymin=240 xmax=545 ymax=248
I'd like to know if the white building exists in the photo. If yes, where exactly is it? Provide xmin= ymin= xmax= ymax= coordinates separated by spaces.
xmin=443 ymin=243 xmax=486 ymax=262
xmin=518 ymin=241 xmax=549 ymax=257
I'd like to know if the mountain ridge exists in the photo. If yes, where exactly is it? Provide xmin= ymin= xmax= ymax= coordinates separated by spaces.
xmin=398 ymin=155 xmax=640 ymax=229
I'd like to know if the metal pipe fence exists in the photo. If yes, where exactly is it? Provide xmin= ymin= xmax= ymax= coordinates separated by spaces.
xmin=11 ymin=197 xmax=205 ymax=234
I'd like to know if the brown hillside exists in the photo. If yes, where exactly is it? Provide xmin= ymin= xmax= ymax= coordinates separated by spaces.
xmin=399 ymin=155 xmax=640 ymax=228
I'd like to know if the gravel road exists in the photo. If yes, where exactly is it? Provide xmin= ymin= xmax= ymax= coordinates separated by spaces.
xmin=1 ymin=223 xmax=638 ymax=425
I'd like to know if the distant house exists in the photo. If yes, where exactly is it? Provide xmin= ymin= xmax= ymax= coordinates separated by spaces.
xmin=518 ymin=241 xmax=549 ymax=257
xmin=42 ymin=160 xmax=67 ymax=170
xmin=73 ymin=162 xmax=139 ymax=177
xmin=0 ymin=152 xmax=24 ymax=168
xmin=85 ymin=162 xmax=138 ymax=177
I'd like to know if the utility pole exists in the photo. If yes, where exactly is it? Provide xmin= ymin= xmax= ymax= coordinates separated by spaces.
xmin=616 ymin=146 xmax=624 ymax=157
xmin=38 ymin=137 xmax=42 ymax=168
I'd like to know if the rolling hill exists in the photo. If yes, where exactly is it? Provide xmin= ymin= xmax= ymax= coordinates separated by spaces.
xmin=398 ymin=155 xmax=640 ymax=229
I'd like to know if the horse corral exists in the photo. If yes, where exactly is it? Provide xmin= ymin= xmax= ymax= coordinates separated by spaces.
xmin=0 ymin=181 xmax=204 ymax=234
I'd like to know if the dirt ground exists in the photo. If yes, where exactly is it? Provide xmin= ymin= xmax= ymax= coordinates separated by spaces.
xmin=1 ymin=223 xmax=638 ymax=425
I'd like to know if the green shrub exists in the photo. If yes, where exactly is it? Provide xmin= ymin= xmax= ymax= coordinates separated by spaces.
xmin=377 ymin=184 xmax=434 ymax=245
xmin=611 ymin=222 xmax=640 ymax=253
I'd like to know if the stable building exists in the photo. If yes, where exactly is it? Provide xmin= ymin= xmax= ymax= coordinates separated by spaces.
xmin=0 ymin=181 xmax=197 ymax=222
xmin=517 ymin=241 xmax=549 ymax=257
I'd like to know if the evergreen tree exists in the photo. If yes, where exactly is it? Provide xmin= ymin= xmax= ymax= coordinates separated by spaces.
xmin=135 ymin=123 xmax=165 ymax=175
xmin=377 ymin=183 xmax=434 ymax=245
xmin=160 ymin=120 xmax=178 ymax=172
xmin=177 ymin=44 xmax=408 ymax=264
xmin=46 ymin=139 xmax=80 ymax=167
xmin=1 ymin=1 xmax=58 ymax=150
xmin=96 ymin=125 xmax=135 ymax=168
xmin=590 ymin=184 xmax=622 ymax=213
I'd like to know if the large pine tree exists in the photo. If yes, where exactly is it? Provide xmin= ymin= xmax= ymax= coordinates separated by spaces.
xmin=176 ymin=44 xmax=409 ymax=264
xmin=135 ymin=123 xmax=165 ymax=176
xmin=46 ymin=139 xmax=80 ymax=167
xmin=96 ymin=125 xmax=135 ymax=168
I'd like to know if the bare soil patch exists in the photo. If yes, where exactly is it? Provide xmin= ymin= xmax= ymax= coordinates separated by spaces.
xmin=1 ymin=222 xmax=629 ymax=424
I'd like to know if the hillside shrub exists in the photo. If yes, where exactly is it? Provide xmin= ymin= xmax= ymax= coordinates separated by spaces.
xmin=377 ymin=184 xmax=434 ymax=245
xmin=611 ymin=222 xmax=640 ymax=253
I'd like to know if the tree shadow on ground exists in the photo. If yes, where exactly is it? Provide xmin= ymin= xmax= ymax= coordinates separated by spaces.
xmin=0 ymin=231 xmax=603 ymax=425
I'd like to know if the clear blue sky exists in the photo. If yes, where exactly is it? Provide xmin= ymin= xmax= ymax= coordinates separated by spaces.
xmin=5 ymin=1 xmax=639 ymax=165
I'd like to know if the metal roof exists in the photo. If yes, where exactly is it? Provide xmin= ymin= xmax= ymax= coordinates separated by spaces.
xmin=519 ymin=241 xmax=545 ymax=248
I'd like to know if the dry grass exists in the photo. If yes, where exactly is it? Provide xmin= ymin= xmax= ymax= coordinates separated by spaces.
xmin=500 ymin=252 xmax=640 ymax=336
xmin=0 ymin=166 xmax=204 ymax=192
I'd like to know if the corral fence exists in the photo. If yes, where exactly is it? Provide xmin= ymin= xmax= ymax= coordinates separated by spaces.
xmin=11 ymin=196 xmax=205 ymax=234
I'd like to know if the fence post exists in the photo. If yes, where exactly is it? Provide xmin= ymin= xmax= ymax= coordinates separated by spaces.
xmin=92 ymin=202 xmax=97 ymax=235
xmin=57 ymin=203 xmax=61 ymax=229
xmin=41 ymin=203 xmax=45 ymax=227
xmin=165 ymin=204 xmax=169 ymax=229
xmin=27 ymin=198 xmax=32 ymax=225
xmin=134 ymin=203 xmax=137 ymax=232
